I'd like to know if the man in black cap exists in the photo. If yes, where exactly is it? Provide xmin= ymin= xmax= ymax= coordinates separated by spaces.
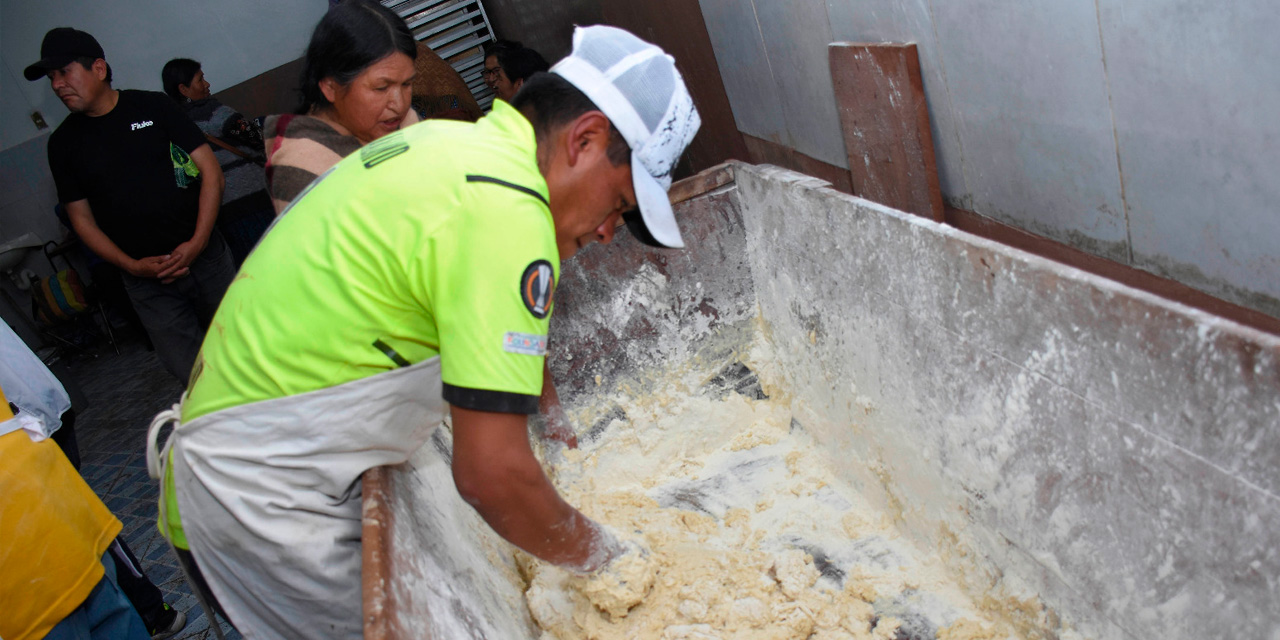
xmin=27 ymin=27 xmax=234 ymax=386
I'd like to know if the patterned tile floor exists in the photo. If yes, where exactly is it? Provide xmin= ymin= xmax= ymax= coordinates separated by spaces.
xmin=63 ymin=335 xmax=240 ymax=640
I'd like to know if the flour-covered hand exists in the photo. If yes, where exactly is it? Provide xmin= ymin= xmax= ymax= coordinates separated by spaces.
xmin=573 ymin=534 xmax=655 ymax=618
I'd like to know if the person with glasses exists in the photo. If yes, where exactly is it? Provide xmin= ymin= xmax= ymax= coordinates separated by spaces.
xmin=483 ymin=39 xmax=550 ymax=102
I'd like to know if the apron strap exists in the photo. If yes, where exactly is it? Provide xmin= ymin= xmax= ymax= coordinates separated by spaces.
xmin=146 ymin=402 xmax=183 ymax=480
xmin=147 ymin=398 xmax=231 ymax=638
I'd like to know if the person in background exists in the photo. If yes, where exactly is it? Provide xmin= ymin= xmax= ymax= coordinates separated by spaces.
xmin=27 ymin=27 xmax=235 ymax=384
xmin=483 ymin=39 xmax=550 ymax=102
xmin=263 ymin=0 xmax=420 ymax=214
xmin=411 ymin=41 xmax=483 ymax=122
xmin=162 ymin=58 xmax=275 ymax=266
xmin=0 ymin=321 xmax=176 ymax=640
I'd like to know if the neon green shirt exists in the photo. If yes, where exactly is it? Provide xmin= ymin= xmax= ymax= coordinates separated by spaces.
xmin=183 ymin=100 xmax=558 ymax=421
xmin=165 ymin=101 xmax=559 ymax=547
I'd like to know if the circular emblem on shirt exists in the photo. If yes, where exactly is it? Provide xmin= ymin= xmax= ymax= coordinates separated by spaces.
xmin=521 ymin=260 xmax=555 ymax=319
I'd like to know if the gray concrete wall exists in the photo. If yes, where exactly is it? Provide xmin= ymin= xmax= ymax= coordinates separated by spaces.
xmin=696 ymin=0 xmax=1280 ymax=320
xmin=0 ymin=133 xmax=63 ymax=346
xmin=734 ymin=162 xmax=1280 ymax=640
xmin=479 ymin=0 xmax=599 ymax=62
xmin=699 ymin=0 xmax=846 ymax=168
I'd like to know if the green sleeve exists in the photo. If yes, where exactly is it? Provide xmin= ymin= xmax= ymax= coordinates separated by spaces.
xmin=429 ymin=181 xmax=558 ymax=414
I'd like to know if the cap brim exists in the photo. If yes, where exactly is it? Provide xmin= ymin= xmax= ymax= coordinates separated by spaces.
xmin=24 ymin=57 xmax=71 ymax=81
xmin=630 ymin=154 xmax=684 ymax=249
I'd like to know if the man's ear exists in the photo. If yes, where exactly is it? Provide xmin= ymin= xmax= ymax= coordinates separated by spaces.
xmin=564 ymin=110 xmax=611 ymax=169
xmin=319 ymin=77 xmax=340 ymax=105
xmin=92 ymin=59 xmax=108 ymax=81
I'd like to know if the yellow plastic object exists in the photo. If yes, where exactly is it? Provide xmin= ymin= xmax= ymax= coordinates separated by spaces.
xmin=0 ymin=385 xmax=13 ymax=421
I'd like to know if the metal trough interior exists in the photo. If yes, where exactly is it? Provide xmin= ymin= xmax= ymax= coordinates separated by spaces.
xmin=363 ymin=161 xmax=1280 ymax=640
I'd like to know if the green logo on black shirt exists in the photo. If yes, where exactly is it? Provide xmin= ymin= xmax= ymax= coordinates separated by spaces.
xmin=171 ymin=143 xmax=199 ymax=188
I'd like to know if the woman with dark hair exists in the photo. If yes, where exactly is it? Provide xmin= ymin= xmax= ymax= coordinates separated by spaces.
xmin=161 ymin=58 xmax=273 ymax=265
xmin=483 ymin=39 xmax=550 ymax=102
xmin=263 ymin=0 xmax=419 ymax=214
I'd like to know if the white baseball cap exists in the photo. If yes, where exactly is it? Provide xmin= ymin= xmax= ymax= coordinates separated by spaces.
xmin=551 ymin=25 xmax=701 ymax=248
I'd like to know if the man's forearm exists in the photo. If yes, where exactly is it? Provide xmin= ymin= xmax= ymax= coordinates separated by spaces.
xmin=66 ymin=201 xmax=137 ymax=273
xmin=190 ymin=144 xmax=224 ymax=247
xmin=463 ymin=456 xmax=615 ymax=571
xmin=192 ymin=170 xmax=222 ymax=247
xmin=451 ymin=405 xmax=612 ymax=571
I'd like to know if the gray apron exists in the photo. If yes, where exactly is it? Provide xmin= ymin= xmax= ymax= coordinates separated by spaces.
xmin=156 ymin=357 xmax=446 ymax=639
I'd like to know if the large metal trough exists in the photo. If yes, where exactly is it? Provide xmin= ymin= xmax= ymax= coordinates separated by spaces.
xmin=362 ymin=161 xmax=1280 ymax=640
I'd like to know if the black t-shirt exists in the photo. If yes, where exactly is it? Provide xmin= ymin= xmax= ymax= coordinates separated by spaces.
xmin=48 ymin=90 xmax=207 ymax=259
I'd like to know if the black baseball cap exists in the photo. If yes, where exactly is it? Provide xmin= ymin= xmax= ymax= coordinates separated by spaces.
xmin=24 ymin=28 xmax=104 ymax=81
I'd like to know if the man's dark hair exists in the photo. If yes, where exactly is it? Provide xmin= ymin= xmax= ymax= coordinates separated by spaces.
xmin=296 ymin=0 xmax=417 ymax=114
xmin=511 ymin=72 xmax=630 ymax=167
xmin=493 ymin=46 xmax=550 ymax=84
xmin=160 ymin=58 xmax=201 ymax=102
xmin=484 ymin=39 xmax=521 ymax=57
xmin=74 ymin=56 xmax=111 ymax=84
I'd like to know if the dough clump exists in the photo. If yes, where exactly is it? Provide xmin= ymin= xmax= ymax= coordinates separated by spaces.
xmin=573 ymin=540 xmax=655 ymax=618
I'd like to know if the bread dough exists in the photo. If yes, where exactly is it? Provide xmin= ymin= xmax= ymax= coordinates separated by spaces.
xmin=937 ymin=619 xmax=999 ymax=640
xmin=573 ymin=541 xmax=656 ymax=618
xmin=525 ymin=390 xmax=1005 ymax=640
xmin=527 ymin=541 xmax=879 ymax=640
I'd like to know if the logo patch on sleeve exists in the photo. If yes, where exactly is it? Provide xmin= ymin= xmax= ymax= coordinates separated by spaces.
xmin=520 ymin=260 xmax=555 ymax=319
xmin=504 ymin=332 xmax=548 ymax=356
